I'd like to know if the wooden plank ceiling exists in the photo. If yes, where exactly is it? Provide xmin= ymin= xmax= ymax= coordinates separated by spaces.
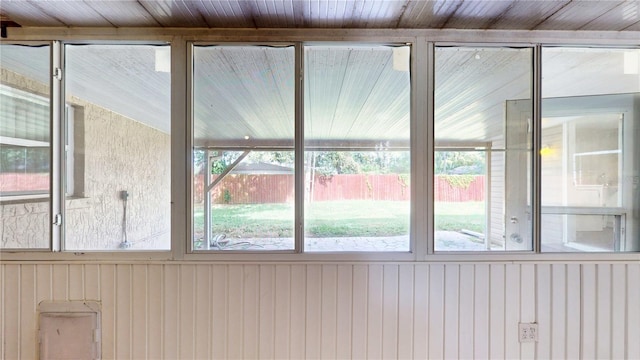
xmin=1 ymin=0 xmax=639 ymax=31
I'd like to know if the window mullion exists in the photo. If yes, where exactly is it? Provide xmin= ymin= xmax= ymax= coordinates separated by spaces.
xmin=51 ymin=40 xmax=65 ymax=252
xmin=422 ymin=39 xmax=434 ymax=258
xmin=532 ymin=45 xmax=542 ymax=253
xmin=174 ymin=38 xmax=188 ymax=259
xmin=294 ymin=42 xmax=305 ymax=253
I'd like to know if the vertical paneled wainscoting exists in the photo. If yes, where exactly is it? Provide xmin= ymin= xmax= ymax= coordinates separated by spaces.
xmin=1 ymin=263 xmax=639 ymax=359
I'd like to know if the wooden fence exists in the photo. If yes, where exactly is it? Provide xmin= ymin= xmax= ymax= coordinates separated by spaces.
xmin=0 ymin=173 xmax=49 ymax=192
xmin=3 ymin=173 xmax=483 ymax=202
xmin=194 ymin=174 xmax=484 ymax=204
xmin=435 ymin=175 xmax=485 ymax=202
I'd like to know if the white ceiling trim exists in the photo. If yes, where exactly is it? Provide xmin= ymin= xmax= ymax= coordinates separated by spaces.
xmin=3 ymin=27 xmax=640 ymax=46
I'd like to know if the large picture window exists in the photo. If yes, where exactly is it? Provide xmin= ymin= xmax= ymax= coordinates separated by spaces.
xmin=433 ymin=46 xmax=534 ymax=252
xmin=63 ymin=44 xmax=172 ymax=251
xmin=192 ymin=44 xmax=296 ymax=251
xmin=191 ymin=43 xmax=411 ymax=253
xmin=541 ymin=47 xmax=640 ymax=252
xmin=304 ymin=44 xmax=411 ymax=252
xmin=2 ymin=37 xmax=638 ymax=258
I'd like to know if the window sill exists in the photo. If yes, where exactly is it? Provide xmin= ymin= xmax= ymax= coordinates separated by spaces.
xmin=1 ymin=248 xmax=638 ymax=263
xmin=0 ymin=194 xmax=49 ymax=204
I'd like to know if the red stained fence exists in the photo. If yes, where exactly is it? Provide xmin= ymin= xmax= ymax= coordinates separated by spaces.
xmin=3 ymin=173 xmax=484 ymax=202
xmin=309 ymin=174 xmax=409 ymax=201
xmin=195 ymin=174 xmax=484 ymax=204
xmin=0 ymin=173 xmax=49 ymax=192
xmin=213 ymin=174 xmax=295 ymax=204
xmin=434 ymin=175 xmax=484 ymax=202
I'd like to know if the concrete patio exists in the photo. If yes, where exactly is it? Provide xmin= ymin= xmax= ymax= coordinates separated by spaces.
xmin=205 ymin=230 xmax=489 ymax=252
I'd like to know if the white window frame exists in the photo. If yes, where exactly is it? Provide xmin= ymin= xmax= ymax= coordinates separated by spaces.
xmin=0 ymin=108 xmax=76 ymax=202
xmin=185 ymin=41 xmax=417 ymax=261
xmin=0 ymin=83 xmax=51 ymax=200
xmin=0 ymin=29 xmax=637 ymax=262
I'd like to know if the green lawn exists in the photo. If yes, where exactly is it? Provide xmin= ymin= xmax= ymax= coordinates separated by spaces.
xmin=435 ymin=201 xmax=485 ymax=233
xmin=194 ymin=200 xmax=409 ymax=238
xmin=194 ymin=200 xmax=484 ymax=239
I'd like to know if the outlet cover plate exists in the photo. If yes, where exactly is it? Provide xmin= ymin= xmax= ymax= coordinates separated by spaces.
xmin=519 ymin=322 xmax=538 ymax=343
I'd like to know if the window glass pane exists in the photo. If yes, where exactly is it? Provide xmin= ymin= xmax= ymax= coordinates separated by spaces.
xmin=434 ymin=46 xmax=533 ymax=251
xmin=304 ymin=45 xmax=411 ymax=252
xmin=541 ymin=47 xmax=640 ymax=252
xmin=64 ymin=44 xmax=171 ymax=250
xmin=0 ymin=44 xmax=51 ymax=249
xmin=192 ymin=45 xmax=295 ymax=251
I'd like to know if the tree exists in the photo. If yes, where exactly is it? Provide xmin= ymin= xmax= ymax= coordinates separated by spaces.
xmin=435 ymin=151 xmax=485 ymax=175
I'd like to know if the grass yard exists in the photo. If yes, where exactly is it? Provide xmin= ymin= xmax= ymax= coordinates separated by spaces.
xmin=194 ymin=200 xmax=409 ymax=239
xmin=194 ymin=200 xmax=485 ymax=240
xmin=306 ymin=200 xmax=409 ymax=237
xmin=435 ymin=201 xmax=485 ymax=233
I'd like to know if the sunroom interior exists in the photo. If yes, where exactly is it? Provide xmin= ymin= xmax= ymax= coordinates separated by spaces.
xmin=2 ymin=2 xmax=640 ymax=360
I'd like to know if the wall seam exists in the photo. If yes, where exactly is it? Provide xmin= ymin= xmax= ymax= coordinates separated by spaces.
xmin=579 ymin=264 xmax=584 ymax=360
xmin=563 ymin=264 xmax=568 ymax=360
xmin=144 ymin=265 xmax=149 ymax=360
xmin=595 ymin=264 xmax=599 ymax=357
xmin=18 ymin=266 xmax=22 ymax=360
xmin=609 ymin=264 xmax=614 ymax=360
xmin=130 ymin=265 xmax=134 ymax=359
xmin=487 ymin=262 xmax=493 ymax=357
xmin=624 ymin=264 xmax=628 ymax=360
xmin=334 ymin=265 xmax=339 ymax=359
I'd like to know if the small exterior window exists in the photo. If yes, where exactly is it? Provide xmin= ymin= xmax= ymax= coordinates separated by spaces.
xmin=0 ymin=44 xmax=51 ymax=250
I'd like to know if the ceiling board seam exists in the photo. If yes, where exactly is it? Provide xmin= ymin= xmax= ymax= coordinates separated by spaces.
xmin=26 ymin=0 xmax=67 ymax=27
xmin=189 ymin=1 xmax=211 ymax=29
xmin=136 ymin=0 xmax=163 ymax=28
xmin=577 ymin=1 xmax=627 ymax=31
xmin=409 ymin=2 xmax=431 ymax=28
xmin=238 ymin=1 xmax=258 ymax=29
xmin=483 ymin=1 xmax=517 ymax=30
xmin=341 ymin=51 xmax=393 ymax=137
xmin=531 ymin=1 xmax=573 ymax=31
xmin=290 ymin=0 xmax=307 ymax=28
xmin=347 ymin=1 xmax=361 ymax=29
xmin=440 ymin=1 xmax=466 ymax=30
xmin=327 ymin=50 xmax=351 ymax=136
xmin=621 ymin=19 xmax=640 ymax=31
xmin=193 ymin=0 xmax=214 ymax=28
xmin=83 ymin=1 xmax=118 ymax=28
xmin=393 ymin=0 xmax=412 ymax=29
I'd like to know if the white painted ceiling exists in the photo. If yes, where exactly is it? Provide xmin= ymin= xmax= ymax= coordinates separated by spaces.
xmin=0 ymin=1 xmax=639 ymax=146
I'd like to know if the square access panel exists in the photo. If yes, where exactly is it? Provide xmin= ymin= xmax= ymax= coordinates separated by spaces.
xmin=39 ymin=301 xmax=101 ymax=360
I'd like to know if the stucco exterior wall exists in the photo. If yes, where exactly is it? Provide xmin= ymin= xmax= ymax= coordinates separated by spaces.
xmin=0 ymin=68 xmax=51 ymax=249
xmin=0 ymin=70 xmax=170 ymax=250
xmin=65 ymin=96 xmax=170 ymax=250
xmin=0 ymin=201 xmax=50 ymax=248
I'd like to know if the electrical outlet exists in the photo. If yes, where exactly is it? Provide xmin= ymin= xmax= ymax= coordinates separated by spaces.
xmin=519 ymin=323 xmax=538 ymax=343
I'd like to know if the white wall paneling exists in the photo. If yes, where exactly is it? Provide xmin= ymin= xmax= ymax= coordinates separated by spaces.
xmin=1 ymin=262 xmax=639 ymax=360
xmin=628 ymin=264 xmax=640 ymax=359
